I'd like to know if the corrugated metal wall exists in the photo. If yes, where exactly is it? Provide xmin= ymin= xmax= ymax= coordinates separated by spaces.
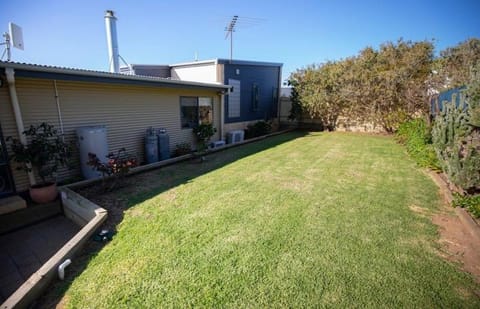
xmin=3 ymin=78 xmax=220 ymax=191
xmin=223 ymin=64 xmax=281 ymax=123
xmin=0 ymin=84 xmax=26 ymax=193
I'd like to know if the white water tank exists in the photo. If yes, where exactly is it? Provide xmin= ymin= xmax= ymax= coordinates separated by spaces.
xmin=76 ymin=126 xmax=108 ymax=179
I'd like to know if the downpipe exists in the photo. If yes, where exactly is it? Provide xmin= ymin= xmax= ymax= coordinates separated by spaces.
xmin=5 ymin=67 xmax=36 ymax=185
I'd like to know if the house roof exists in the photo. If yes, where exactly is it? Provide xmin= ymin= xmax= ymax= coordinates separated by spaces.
xmin=0 ymin=61 xmax=230 ymax=90
xmin=170 ymin=58 xmax=283 ymax=68
xmin=123 ymin=64 xmax=170 ymax=69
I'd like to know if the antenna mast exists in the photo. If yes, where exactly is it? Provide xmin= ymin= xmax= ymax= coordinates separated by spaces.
xmin=0 ymin=32 xmax=11 ymax=61
xmin=225 ymin=15 xmax=238 ymax=64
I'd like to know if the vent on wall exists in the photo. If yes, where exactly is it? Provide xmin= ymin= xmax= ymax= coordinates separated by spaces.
xmin=227 ymin=130 xmax=244 ymax=144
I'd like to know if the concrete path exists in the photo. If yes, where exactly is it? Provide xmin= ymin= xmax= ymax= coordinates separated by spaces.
xmin=0 ymin=216 xmax=80 ymax=302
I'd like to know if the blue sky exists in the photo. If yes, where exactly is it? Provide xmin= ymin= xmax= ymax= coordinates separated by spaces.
xmin=1 ymin=0 xmax=479 ymax=82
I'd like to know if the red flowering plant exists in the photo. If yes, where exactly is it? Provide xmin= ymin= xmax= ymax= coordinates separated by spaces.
xmin=87 ymin=148 xmax=137 ymax=191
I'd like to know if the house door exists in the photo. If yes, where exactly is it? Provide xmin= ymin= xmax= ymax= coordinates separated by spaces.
xmin=0 ymin=122 xmax=15 ymax=197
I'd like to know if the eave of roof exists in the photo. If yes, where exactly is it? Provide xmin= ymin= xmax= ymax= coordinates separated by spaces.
xmin=170 ymin=58 xmax=283 ymax=68
xmin=169 ymin=59 xmax=218 ymax=67
xmin=217 ymin=58 xmax=283 ymax=67
xmin=0 ymin=61 xmax=230 ymax=90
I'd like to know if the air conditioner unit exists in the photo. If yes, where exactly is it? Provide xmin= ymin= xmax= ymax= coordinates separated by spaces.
xmin=209 ymin=140 xmax=226 ymax=149
xmin=227 ymin=130 xmax=244 ymax=144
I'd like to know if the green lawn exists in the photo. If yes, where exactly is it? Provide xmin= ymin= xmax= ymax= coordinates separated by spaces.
xmin=64 ymin=132 xmax=479 ymax=308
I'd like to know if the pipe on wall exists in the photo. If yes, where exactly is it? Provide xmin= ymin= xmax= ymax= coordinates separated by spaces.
xmin=53 ymin=80 xmax=65 ymax=140
xmin=5 ymin=67 xmax=36 ymax=185
xmin=276 ymin=67 xmax=282 ymax=121
xmin=220 ymin=93 xmax=225 ymax=140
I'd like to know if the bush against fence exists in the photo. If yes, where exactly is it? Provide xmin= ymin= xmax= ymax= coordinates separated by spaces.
xmin=431 ymin=85 xmax=480 ymax=193
xmin=395 ymin=119 xmax=440 ymax=170
xmin=289 ymin=38 xmax=480 ymax=133
xmin=289 ymin=39 xmax=434 ymax=132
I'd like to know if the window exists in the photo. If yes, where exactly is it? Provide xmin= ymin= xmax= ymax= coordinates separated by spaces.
xmin=252 ymin=83 xmax=259 ymax=111
xmin=228 ymin=79 xmax=241 ymax=118
xmin=180 ymin=97 xmax=213 ymax=129
xmin=199 ymin=97 xmax=213 ymax=124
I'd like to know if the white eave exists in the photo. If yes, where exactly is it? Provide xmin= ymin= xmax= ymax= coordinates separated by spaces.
xmin=169 ymin=59 xmax=218 ymax=68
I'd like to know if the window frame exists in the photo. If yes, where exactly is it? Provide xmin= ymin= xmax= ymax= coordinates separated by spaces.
xmin=180 ymin=96 xmax=214 ymax=129
xmin=228 ymin=79 xmax=241 ymax=118
xmin=252 ymin=83 xmax=259 ymax=112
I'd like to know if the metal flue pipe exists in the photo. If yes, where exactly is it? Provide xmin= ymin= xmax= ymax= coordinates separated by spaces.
xmin=104 ymin=10 xmax=120 ymax=73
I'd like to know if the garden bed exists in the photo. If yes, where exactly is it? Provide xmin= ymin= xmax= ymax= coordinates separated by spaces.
xmin=1 ymin=188 xmax=106 ymax=308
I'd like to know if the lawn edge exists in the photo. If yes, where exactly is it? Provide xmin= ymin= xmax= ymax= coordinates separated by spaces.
xmin=425 ymin=170 xmax=480 ymax=244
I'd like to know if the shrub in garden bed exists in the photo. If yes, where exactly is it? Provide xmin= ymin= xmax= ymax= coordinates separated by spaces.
xmin=453 ymin=193 xmax=480 ymax=218
xmin=175 ymin=143 xmax=192 ymax=157
xmin=395 ymin=118 xmax=440 ymax=170
xmin=245 ymin=120 xmax=272 ymax=139
xmin=432 ymin=88 xmax=480 ymax=193
xmin=87 ymin=148 xmax=137 ymax=192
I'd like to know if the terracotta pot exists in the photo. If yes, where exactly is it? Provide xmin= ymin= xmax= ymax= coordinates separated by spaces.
xmin=29 ymin=182 xmax=58 ymax=204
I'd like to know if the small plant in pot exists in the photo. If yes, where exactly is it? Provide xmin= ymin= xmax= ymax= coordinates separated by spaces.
xmin=7 ymin=122 xmax=70 ymax=203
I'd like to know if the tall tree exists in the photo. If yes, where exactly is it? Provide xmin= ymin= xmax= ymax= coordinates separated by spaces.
xmin=289 ymin=39 xmax=434 ymax=132
xmin=290 ymin=62 xmax=348 ymax=130
xmin=436 ymin=38 xmax=480 ymax=88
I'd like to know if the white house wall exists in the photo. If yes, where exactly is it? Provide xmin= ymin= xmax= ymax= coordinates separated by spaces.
xmin=2 ymin=78 xmax=220 ymax=191
xmin=171 ymin=63 xmax=218 ymax=83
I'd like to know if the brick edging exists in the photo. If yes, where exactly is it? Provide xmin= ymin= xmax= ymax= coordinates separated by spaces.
xmin=426 ymin=170 xmax=480 ymax=243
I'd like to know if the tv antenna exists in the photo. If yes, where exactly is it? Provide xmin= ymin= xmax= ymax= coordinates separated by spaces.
xmin=225 ymin=15 xmax=238 ymax=63
xmin=1 ymin=22 xmax=24 ymax=61
xmin=223 ymin=15 xmax=265 ymax=63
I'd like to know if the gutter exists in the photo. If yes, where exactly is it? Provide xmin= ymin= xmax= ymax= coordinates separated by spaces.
xmin=0 ymin=62 xmax=230 ymax=90
xmin=5 ymin=68 xmax=36 ymax=185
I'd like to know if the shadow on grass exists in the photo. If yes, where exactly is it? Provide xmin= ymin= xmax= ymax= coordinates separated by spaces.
xmin=33 ymin=130 xmax=308 ymax=308
xmin=128 ymin=130 xmax=310 ymax=207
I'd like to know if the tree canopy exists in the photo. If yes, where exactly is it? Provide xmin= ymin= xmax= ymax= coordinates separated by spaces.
xmin=289 ymin=38 xmax=480 ymax=132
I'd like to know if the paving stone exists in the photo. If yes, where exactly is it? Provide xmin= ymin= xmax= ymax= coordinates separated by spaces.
xmin=0 ymin=254 xmax=17 ymax=277
xmin=17 ymin=261 xmax=41 ymax=280
xmin=0 ymin=270 xmax=23 ymax=301
xmin=0 ymin=196 xmax=27 ymax=215
xmin=0 ymin=215 xmax=80 ymax=301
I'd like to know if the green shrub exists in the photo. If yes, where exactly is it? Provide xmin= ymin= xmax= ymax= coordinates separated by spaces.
xmin=453 ymin=193 xmax=480 ymax=218
xmin=245 ymin=121 xmax=272 ymax=139
xmin=193 ymin=123 xmax=217 ymax=152
xmin=396 ymin=118 xmax=441 ymax=170
xmin=175 ymin=143 xmax=192 ymax=157
xmin=87 ymin=148 xmax=138 ymax=192
xmin=432 ymin=89 xmax=480 ymax=192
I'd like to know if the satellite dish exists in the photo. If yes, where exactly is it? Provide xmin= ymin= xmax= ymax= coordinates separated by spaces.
xmin=1 ymin=22 xmax=24 ymax=61
xmin=9 ymin=22 xmax=24 ymax=50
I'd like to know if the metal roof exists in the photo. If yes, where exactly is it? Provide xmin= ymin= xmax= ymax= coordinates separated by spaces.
xmin=0 ymin=61 xmax=230 ymax=90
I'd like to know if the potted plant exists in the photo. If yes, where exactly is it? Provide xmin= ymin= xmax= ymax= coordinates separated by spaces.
xmin=7 ymin=122 xmax=70 ymax=203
